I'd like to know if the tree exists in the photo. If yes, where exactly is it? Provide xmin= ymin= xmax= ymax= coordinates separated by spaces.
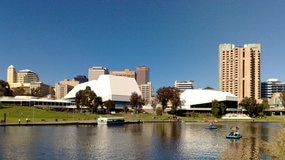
xmin=239 ymin=97 xmax=257 ymax=117
xmin=31 ymin=87 xmax=41 ymax=97
xmin=170 ymin=88 xmax=181 ymax=114
xmin=258 ymin=98 xmax=269 ymax=117
xmin=75 ymin=86 xmax=102 ymax=114
xmin=130 ymin=92 xmax=144 ymax=113
xmin=104 ymin=99 xmax=115 ymax=113
xmin=280 ymin=91 xmax=285 ymax=107
xmin=211 ymin=100 xmax=226 ymax=118
xmin=156 ymin=87 xmax=181 ymax=113
xmin=0 ymin=80 xmax=13 ymax=97
xmin=12 ymin=87 xmax=26 ymax=96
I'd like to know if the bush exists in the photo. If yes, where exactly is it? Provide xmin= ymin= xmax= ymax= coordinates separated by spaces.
xmin=156 ymin=107 xmax=163 ymax=116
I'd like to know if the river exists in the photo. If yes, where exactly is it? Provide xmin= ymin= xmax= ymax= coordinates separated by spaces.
xmin=0 ymin=121 xmax=283 ymax=160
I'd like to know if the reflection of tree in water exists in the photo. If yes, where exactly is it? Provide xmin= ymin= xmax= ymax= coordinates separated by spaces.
xmin=262 ymin=128 xmax=285 ymax=159
xmin=154 ymin=122 xmax=181 ymax=140
xmin=220 ymin=123 xmax=263 ymax=160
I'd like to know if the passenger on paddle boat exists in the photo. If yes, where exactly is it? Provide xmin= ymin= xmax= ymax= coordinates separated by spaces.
xmin=226 ymin=125 xmax=242 ymax=139
xmin=206 ymin=121 xmax=217 ymax=129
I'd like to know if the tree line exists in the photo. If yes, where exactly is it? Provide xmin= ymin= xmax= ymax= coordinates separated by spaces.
xmin=1 ymin=79 xmax=285 ymax=118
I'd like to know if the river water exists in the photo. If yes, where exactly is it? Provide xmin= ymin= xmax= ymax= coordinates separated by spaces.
xmin=0 ymin=121 xmax=283 ymax=160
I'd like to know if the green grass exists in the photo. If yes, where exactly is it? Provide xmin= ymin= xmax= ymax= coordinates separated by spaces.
xmin=1 ymin=105 xmax=285 ymax=123
xmin=0 ymin=105 xmax=98 ymax=123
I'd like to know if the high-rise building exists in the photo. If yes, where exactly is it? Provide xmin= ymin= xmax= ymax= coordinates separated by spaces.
xmin=174 ymin=80 xmax=194 ymax=92
xmin=139 ymin=82 xmax=152 ymax=104
xmin=110 ymin=69 xmax=135 ymax=78
xmin=7 ymin=65 xmax=17 ymax=84
xmin=17 ymin=69 xmax=39 ymax=83
xmin=218 ymin=43 xmax=261 ymax=102
xmin=261 ymin=79 xmax=285 ymax=98
xmin=136 ymin=66 xmax=149 ymax=85
xmin=88 ymin=66 xmax=109 ymax=81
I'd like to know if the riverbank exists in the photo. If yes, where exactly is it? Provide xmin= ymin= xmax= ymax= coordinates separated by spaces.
xmin=0 ymin=119 xmax=143 ymax=126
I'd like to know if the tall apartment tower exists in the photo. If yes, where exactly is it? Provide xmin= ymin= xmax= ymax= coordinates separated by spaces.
xmin=88 ymin=66 xmax=109 ymax=81
xmin=218 ymin=43 xmax=261 ymax=102
xmin=136 ymin=66 xmax=149 ymax=85
xmin=7 ymin=65 xmax=17 ymax=84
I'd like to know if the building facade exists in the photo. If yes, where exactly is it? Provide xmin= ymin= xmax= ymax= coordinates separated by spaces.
xmin=17 ymin=69 xmax=39 ymax=83
xmin=55 ymin=79 xmax=79 ymax=99
xmin=74 ymin=75 xmax=88 ymax=83
xmin=261 ymin=79 xmax=285 ymax=98
xmin=136 ymin=66 xmax=149 ymax=85
xmin=88 ymin=66 xmax=109 ymax=81
xmin=139 ymin=82 xmax=152 ymax=104
xmin=174 ymin=80 xmax=194 ymax=92
xmin=7 ymin=65 xmax=17 ymax=84
xmin=109 ymin=69 xmax=135 ymax=78
xmin=218 ymin=43 xmax=261 ymax=102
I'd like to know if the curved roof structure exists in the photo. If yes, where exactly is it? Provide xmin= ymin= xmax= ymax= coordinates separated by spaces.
xmin=180 ymin=89 xmax=237 ymax=109
xmin=64 ymin=75 xmax=142 ymax=102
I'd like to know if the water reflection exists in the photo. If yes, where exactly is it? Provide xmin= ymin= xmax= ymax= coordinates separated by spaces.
xmin=0 ymin=122 xmax=282 ymax=160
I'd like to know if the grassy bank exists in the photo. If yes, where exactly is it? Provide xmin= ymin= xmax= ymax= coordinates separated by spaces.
xmin=0 ymin=105 xmax=285 ymax=123
xmin=0 ymin=106 xmax=98 ymax=123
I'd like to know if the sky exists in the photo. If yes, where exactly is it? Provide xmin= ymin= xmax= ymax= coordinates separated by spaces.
xmin=0 ymin=0 xmax=285 ymax=90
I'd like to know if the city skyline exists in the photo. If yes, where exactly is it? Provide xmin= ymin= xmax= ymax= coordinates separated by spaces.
xmin=1 ymin=1 xmax=285 ymax=90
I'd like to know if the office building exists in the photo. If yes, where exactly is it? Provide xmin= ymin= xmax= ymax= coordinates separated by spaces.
xmin=88 ymin=66 xmax=109 ymax=81
xmin=55 ymin=79 xmax=79 ymax=99
xmin=261 ymin=79 xmax=285 ymax=98
xmin=136 ymin=66 xmax=149 ymax=85
xmin=7 ymin=65 xmax=40 ymax=88
xmin=17 ymin=69 xmax=39 ymax=83
xmin=174 ymin=80 xmax=194 ymax=92
xmin=218 ymin=43 xmax=261 ymax=102
xmin=7 ymin=65 xmax=17 ymax=84
xmin=110 ymin=69 xmax=135 ymax=78
xmin=139 ymin=82 xmax=152 ymax=104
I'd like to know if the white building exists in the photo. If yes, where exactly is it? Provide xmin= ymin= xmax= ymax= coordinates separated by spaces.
xmin=180 ymin=89 xmax=238 ymax=112
xmin=64 ymin=75 xmax=142 ymax=107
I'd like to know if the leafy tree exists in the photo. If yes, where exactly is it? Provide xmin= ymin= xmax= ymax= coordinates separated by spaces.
xmin=104 ymin=99 xmax=115 ymax=113
xmin=156 ymin=107 xmax=163 ymax=116
xmin=280 ymin=91 xmax=285 ymax=107
xmin=75 ymin=86 xmax=102 ymax=114
xmin=31 ymin=87 xmax=41 ymax=97
xmin=239 ymin=97 xmax=258 ymax=117
xmin=75 ymin=90 xmax=84 ymax=109
xmin=156 ymin=87 xmax=181 ymax=113
xmin=13 ymin=87 xmax=26 ymax=96
xmin=130 ymin=92 xmax=144 ymax=113
xmin=211 ymin=100 xmax=226 ymax=118
xmin=170 ymin=89 xmax=181 ymax=114
xmin=0 ymin=80 xmax=13 ymax=97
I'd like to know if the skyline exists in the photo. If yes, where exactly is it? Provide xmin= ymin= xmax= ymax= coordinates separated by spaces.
xmin=1 ymin=1 xmax=285 ymax=90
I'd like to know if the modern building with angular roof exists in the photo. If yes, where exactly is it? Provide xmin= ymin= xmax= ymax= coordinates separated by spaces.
xmin=179 ymin=89 xmax=238 ymax=112
xmin=64 ymin=75 xmax=142 ymax=107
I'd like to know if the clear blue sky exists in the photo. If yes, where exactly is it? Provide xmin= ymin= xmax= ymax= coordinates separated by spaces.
xmin=0 ymin=0 xmax=284 ymax=90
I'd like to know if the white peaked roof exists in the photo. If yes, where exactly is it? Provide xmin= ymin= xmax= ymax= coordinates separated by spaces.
xmin=64 ymin=75 xmax=142 ymax=102
xmin=180 ymin=89 xmax=238 ymax=106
